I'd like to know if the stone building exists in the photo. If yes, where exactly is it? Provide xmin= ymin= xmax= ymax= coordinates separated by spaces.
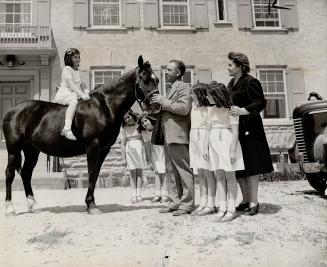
xmin=0 ymin=0 xmax=326 ymax=187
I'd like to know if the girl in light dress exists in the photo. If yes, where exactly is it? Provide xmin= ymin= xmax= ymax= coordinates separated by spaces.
xmin=54 ymin=48 xmax=90 ymax=140
xmin=189 ymin=83 xmax=217 ymax=216
xmin=121 ymin=110 xmax=147 ymax=204
xmin=138 ymin=113 xmax=170 ymax=203
xmin=204 ymin=82 xmax=245 ymax=222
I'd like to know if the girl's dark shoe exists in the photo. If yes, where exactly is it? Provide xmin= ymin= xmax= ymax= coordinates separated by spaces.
xmin=236 ymin=202 xmax=250 ymax=211
xmin=151 ymin=196 xmax=161 ymax=203
xmin=244 ymin=203 xmax=259 ymax=216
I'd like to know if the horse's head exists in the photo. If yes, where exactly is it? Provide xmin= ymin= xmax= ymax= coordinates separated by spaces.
xmin=135 ymin=55 xmax=160 ymax=114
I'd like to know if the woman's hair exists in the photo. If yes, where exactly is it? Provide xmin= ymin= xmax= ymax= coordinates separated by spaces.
xmin=228 ymin=51 xmax=250 ymax=74
xmin=192 ymin=83 xmax=210 ymax=107
xmin=308 ymin=91 xmax=323 ymax=101
xmin=169 ymin=59 xmax=186 ymax=77
xmin=208 ymin=81 xmax=233 ymax=108
xmin=122 ymin=109 xmax=139 ymax=128
xmin=64 ymin=48 xmax=80 ymax=68
xmin=137 ymin=113 xmax=157 ymax=131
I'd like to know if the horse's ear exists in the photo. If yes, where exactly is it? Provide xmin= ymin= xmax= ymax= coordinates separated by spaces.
xmin=138 ymin=55 xmax=144 ymax=70
xmin=144 ymin=61 xmax=151 ymax=68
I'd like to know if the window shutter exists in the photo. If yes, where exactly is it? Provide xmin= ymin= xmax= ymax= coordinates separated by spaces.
xmin=152 ymin=68 xmax=162 ymax=95
xmin=236 ymin=0 xmax=253 ymax=29
xmin=194 ymin=69 xmax=212 ymax=84
xmin=190 ymin=0 xmax=209 ymax=29
xmin=73 ymin=0 xmax=89 ymax=28
xmin=280 ymin=0 xmax=299 ymax=30
xmin=144 ymin=0 xmax=159 ymax=28
xmin=80 ymin=70 xmax=90 ymax=90
xmin=37 ymin=0 xmax=50 ymax=26
xmin=286 ymin=68 xmax=305 ymax=117
xmin=121 ymin=0 xmax=140 ymax=28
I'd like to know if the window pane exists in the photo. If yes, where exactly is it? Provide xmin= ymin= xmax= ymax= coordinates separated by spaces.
xmin=162 ymin=1 xmax=189 ymax=26
xmin=92 ymin=0 xmax=120 ymax=26
xmin=259 ymin=69 xmax=287 ymax=118
xmin=253 ymin=0 xmax=280 ymax=28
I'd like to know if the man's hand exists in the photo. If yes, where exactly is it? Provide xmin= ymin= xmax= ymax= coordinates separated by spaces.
xmin=151 ymin=94 xmax=164 ymax=105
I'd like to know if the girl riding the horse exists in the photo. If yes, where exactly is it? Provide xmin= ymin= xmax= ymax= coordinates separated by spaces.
xmin=54 ymin=48 xmax=90 ymax=140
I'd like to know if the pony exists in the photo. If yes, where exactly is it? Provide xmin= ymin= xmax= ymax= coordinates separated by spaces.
xmin=3 ymin=55 xmax=159 ymax=215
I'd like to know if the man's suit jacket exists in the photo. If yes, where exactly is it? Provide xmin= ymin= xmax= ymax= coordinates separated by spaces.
xmin=160 ymin=80 xmax=192 ymax=144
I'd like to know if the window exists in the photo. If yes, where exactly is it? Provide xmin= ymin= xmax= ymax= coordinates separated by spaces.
xmin=258 ymin=69 xmax=288 ymax=119
xmin=216 ymin=0 xmax=227 ymax=21
xmin=252 ymin=0 xmax=280 ymax=28
xmin=91 ymin=0 xmax=120 ymax=27
xmin=0 ymin=0 xmax=32 ymax=26
xmin=162 ymin=69 xmax=193 ymax=96
xmin=160 ymin=0 xmax=190 ymax=27
xmin=92 ymin=69 xmax=123 ymax=88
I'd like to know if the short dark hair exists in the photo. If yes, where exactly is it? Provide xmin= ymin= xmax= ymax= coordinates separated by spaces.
xmin=64 ymin=48 xmax=80 ymax=68
xmin=228 ymin=51 xmax=250 ymax=74
xmin=208 ymin=81 xmax=233 ymax=108
xmin=192 ymin=83 xmax=210 ymax=107
xmin=169 ymin=59 xmax=186 ymax=77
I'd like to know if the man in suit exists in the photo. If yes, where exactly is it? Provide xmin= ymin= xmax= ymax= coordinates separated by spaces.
xmin=151 ymin=59 xmax=194 ymax=216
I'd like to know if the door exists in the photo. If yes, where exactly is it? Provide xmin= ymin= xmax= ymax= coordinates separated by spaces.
xmin=0 ymin=82 xmax=30 ymax=142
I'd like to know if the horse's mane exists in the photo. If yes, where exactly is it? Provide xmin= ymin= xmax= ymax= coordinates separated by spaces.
xmin=90 ymin=68 xmax=137 ymax=95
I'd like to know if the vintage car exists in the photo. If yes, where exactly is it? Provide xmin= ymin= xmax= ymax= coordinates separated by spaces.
xmin=291 ymin=99 xmax=327 ymax=194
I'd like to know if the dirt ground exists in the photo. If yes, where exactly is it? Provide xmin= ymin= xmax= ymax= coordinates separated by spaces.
xmin=1 ymin=180 xmax=326 ymax=267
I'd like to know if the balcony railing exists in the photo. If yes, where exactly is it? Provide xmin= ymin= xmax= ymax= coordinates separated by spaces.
xmin=0 ymin=26 xmax=52 ymax=48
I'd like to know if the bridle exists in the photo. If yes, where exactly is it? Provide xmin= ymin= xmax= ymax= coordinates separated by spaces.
xmin=135 ymin=68 xmax=159 ymax=112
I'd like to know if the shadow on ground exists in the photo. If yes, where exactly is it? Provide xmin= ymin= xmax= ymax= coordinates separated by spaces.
xmin=17 ymin=203 xmax=163 ymax=215
xmin=258 ymin=203 xmax=282 ymax=214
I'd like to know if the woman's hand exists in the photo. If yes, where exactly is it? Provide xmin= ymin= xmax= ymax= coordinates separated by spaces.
xmin=229 ymin=105 xmax=249 ymax=116
xmin=84 ymin=89 xmax=90 ymax=94
xmin=81 ymin=93 xmax=90 ymax=100
xmin=203 ymin=150 xmax=209 ymax=161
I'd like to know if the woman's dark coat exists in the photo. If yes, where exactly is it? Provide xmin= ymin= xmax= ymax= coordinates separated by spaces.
xmin=228 ymin=74 xmax=273 ymax=178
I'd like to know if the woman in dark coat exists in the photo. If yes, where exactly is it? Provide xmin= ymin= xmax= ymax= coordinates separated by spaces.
xmin=227 ymin=52 xmax=273 ymax=215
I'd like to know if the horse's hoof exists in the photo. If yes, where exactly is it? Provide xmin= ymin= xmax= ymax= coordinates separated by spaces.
xmin=87 ymin=207 xmax=102 ymax=215
xmin=5 ymin=201 xmax=16 ymax=216
xmin=5 ymin=211 xmax=16 ymax=217
xmin=27 ymin=196 xmax=40 ymax=213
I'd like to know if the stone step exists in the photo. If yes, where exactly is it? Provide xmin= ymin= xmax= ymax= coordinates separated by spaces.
xmin=0 ymin=172 xmax=66 ymax=191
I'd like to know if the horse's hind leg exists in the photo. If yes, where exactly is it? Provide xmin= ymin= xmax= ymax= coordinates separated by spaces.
xmin=5 ymin=152 xmax=22 ymax=216
xmin=21 ymin=143 xmax=40 ymax=212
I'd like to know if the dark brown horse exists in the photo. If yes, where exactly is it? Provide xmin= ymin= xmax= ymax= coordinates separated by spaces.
xmin=3 ymin=56 xmax=158 ymax=215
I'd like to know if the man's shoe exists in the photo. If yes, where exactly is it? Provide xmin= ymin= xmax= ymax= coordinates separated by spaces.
xmin=61 ymin=129 xmax=77 ymax=140
xmin=151 ymin=196 xmax=161 ymax=203
xmin=159 ymin=207 xmax=176 ymax=213
xmin=172 ymin=209 xmax=191 ymax=216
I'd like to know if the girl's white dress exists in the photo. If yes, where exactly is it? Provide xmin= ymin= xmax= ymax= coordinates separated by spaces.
xmin=122 ymin=126 xmax=147 ymax=170
xmin=189 ymin=106 xmax=210 ymax=171
xmin=142 ymin=130 xmax=166 ymax=174
xmin=54 ymin=66 xmax=82 ymax=105
xmin=208 ymin=107 xmax=244 ymax=172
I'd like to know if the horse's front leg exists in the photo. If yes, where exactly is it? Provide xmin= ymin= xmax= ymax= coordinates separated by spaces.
xmin=85 ymin=140 xmax=110 ymax=215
